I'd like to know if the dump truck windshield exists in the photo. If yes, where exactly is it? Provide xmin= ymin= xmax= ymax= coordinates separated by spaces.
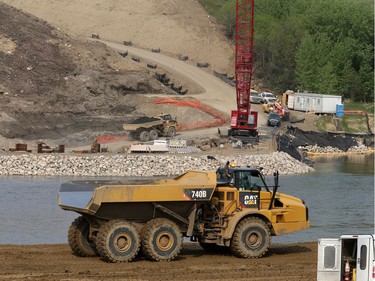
xmin=216 ymin=167 xmax=266 ymax=191
xmin=161 ymin=114 xmax=173 ymax=120
xmin=235 ymin=171 xmax=264 ymax=191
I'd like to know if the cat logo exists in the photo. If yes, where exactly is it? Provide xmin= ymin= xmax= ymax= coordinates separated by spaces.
xmin=239 ymin=192 xmax=259 ymax=208
xmin=244 ymin=195 xmax=257 ymax=205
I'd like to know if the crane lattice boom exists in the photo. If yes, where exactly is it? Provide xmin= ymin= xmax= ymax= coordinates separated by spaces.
xmin=229 ymin=0 xmax=258 ymax=138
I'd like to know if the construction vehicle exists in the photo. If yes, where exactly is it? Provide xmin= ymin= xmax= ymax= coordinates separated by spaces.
xmin=317 ymin=234 xmax=375 ymax=281
xmin=58 ymin=166 xmax=310 ymax=263
xmin=264 ymin=102 xmax=290 ymax=121
xmin=123 ymin=113 xmax=178 ymax=142
xmin=228 ymin=0 xmax=259 ymax=139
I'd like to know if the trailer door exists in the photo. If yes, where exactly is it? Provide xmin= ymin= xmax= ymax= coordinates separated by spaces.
xmin=357 ymin=236 xmax=372 ymax=281
xmin=317 ymin=238 xmax=341 ymax=281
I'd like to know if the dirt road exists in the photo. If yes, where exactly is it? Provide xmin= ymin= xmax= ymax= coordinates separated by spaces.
xmin=99 ymin=39 xmax=267 ymax=127
xmin=0 ymin=242 xmax=317 ymax=281
xmin=100 ymin=39 xmax=237 ymax=111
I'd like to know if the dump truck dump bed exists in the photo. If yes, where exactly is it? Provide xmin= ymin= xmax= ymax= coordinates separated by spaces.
xmin=58 ymin=171 xmax=216 ymax=220
xmin=122 ymin=119 xmax=164 ymax=131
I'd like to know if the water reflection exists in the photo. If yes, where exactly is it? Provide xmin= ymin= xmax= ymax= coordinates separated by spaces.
xmin=310 ymin=153 xmax=374 ymax=175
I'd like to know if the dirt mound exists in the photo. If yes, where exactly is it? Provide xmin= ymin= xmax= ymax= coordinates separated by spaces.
xmin=0 ymin=3 xmax=213 ymax=145
xmin=1 ymin=0 xmax=234 ymax=74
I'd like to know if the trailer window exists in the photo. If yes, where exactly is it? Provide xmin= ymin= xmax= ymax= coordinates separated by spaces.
xmin=324 ymin=246 xmax=336 ymax=269
xmin=360 ymin=245 xmax=367 ymax=270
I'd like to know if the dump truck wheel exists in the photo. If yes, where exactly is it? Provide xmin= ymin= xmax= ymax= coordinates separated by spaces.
xmin=167 ymin=126 xmax=176 ymax=137
xmin=230 ymin=217 xmax=270 ymax=258
xmin=139 ymin=131 xmax=150 ymax=142
xmin=97 ymin=220 xmax=140 ymax=263
xmin=149 ymin=130 xmax=158 ymax=140
xmin=68 ymin=216 xmax=97 ymax=257
xmin=141 ymin=218 xmax=182 ymax=261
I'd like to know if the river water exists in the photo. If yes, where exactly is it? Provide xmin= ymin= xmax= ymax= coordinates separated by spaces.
xmin=0 ymin=154 xmax=373 ymax=245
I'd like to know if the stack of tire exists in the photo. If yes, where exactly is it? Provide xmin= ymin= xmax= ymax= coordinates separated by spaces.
xmin=213 ymin=71 xmax=236 ymax=87
xmin=155 ymin=72 xmax=188 ymax=95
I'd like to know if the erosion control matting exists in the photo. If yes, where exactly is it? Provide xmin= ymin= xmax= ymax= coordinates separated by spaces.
xmin=277 ymin=126 xmax=369 ymax=161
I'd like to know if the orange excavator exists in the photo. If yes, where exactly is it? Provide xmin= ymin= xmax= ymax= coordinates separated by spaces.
xmin=273 ymin=102 xmax=290 ymax=120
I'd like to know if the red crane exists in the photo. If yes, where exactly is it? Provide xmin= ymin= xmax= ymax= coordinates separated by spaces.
xmin=228 ymin=0 xmax=259 ymax=140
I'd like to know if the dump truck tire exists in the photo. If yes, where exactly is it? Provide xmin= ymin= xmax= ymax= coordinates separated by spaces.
xmin=141 ymin=218 xmax=182 ymax=261
xmin=167 ymin=126 xmax=176 ymax=137
xmin=139 ymin=131 xmax=150 ymax=142
xmin=97 ymin=220 xmax=140 ymax=263
xmin=68 ymin=216 xmax=97 ymax=257
xmin=149 ymin=129 xmax=158 ymax=140
xmin=230 ymin=217 xmax=270 ymax=258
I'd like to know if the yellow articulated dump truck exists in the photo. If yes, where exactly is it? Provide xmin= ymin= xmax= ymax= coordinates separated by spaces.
xmin=123 ymin=113 xmax=178 ymax=142
xmin=58 ymin=167 xmax=310 ymax=263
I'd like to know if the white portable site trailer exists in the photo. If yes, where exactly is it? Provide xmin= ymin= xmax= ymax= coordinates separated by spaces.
xmin=317 ymin=234 xmax=375 ymax=281
xmin=291 ymin=92 xmax=342 ymax=114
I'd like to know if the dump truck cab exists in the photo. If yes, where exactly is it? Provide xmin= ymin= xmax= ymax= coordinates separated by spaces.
xmin=195 ymin=167 xmax=310 ymax=253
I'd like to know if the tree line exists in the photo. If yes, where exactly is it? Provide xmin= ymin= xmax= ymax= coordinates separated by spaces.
xmin=202 ymin=0 xmax=374 ymax=102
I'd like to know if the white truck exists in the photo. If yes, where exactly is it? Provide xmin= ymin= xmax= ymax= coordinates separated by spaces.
xmin=317 ymin=234 xmax=375 ymax=281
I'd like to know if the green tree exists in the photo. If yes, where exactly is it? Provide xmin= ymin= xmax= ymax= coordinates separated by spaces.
xmin=218 ymin=1 xmax=236 ymax=38
xmin=201 ymin=0 xmax=374 ymax=101
xmin=296 ymin=32 xmax=333 ymax=93
xmin=295 ymin=0 xmax=373 ymax=100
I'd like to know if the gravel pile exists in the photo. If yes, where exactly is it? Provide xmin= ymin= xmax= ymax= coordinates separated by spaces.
xmin=300 ymin=143 xmax=370 ymax=154
xmin=0 ymin=151 xmax=313 ymax=177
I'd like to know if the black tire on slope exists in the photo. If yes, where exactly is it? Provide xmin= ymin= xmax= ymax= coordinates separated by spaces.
xmin=68 ymin=216 xmax=97 ymax=257
xmin=139 ymin=131 xmax=150 ymax=142
xmin=141 ymin=218 xmax=182 ymax=261
xmin=96 ymin=220 xmax=140 ymax=263
xmin=230 ymin=217 xmax=271 ymax=258
xmin=149 ymin=129 xmax=158 ymax=140
xmin=167 ymin=126 xmax=176 ymax=137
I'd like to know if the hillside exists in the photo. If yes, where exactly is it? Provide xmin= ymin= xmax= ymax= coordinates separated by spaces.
xmin=0 ymin=0 xmax=234 ymax=73
xmin=0 ymin=2 xmax=223 ymax=147
xmin=2 ymin=1 xmax=369 ymax=151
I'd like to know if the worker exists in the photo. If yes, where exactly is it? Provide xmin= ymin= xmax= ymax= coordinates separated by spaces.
xmin=225 ymin=161 xmax=236 ymax=187
xmin=240 ymin=175 xmax=250 ymax=190
xmin=276 ymin=94 xmax=281 ymax=103
xmin=225 ymin=161 xmax=231 ymax=177
xmin=230 ymin=160 xmax=236 ymax=168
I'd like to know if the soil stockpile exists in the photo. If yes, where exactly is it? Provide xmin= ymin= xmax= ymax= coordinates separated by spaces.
xmin=0 ymin=0 xmax=234 ymax=74
xmin=0 ymin=2 xmax=211 ymax=147
xmin=0 ymin=242 xmax=317 ymax=281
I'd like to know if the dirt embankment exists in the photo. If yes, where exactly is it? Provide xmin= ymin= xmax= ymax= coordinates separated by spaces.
xmin=0 ymin=3 xmax=215 ymax=147
xmin=1 ymin=0 xmax=234 ymax=74
xmin=0 ymin=242 xmax=317 ymax=281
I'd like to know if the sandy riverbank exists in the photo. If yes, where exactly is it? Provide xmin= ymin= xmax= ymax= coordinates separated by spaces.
xmin=0 ymin=242 xmax=317 ymax=281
